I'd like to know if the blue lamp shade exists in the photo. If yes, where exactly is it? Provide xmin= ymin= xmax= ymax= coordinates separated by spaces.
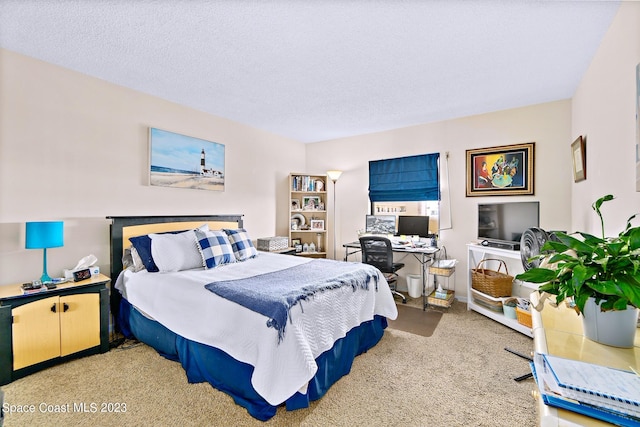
xmin=26 ymin=221 xmax=64 ymax=282
xmin=26 ymin=221 xmax=64 ymax=249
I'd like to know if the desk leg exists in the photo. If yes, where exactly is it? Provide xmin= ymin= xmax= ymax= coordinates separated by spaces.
xmin=422 ymin=253 xmax=436 ymax=311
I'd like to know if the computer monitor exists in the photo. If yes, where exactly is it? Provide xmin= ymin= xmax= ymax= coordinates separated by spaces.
xmin=397 ymin=215 xmax=430 ymax=237
xmin=365 ymin=215 xmax=396 ymax=235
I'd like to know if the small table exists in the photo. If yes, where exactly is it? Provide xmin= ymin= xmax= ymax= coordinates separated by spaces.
xmin=343 ymin=241 xmax=439 ymax=310
xmin=531 ymin=292 xmax=640 ymax=426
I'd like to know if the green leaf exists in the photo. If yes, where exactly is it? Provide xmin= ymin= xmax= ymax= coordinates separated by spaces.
xmin=586 ymin=280 xmax=622 ymax=296
xmin=555 ymin=233 xmax=594 ymax=254
xmin=515 ymin=268 xmax=557 ymax=283
xmin=628 ymin=228 xmax=640 ymax=251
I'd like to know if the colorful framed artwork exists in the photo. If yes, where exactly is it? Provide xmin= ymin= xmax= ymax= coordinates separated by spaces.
xmin=571 ymin=136 xmax=586 ymax=183
xmin=465 ymin=142 xmax=535 ymax=196
xmin=149 ymin=127 xmax=225 ymax=191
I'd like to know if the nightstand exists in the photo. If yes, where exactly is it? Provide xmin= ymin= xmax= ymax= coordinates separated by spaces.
xmin=0 ymin=274 xmax=110 ymax=385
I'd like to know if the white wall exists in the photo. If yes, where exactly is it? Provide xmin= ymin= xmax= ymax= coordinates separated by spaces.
xmin=0 ymin=49 xmax=305 ymax=284
xmin=571 ymin=1 xmax=640 ymax=236
xmin=306 ymin=100 xmax=573 ymax=296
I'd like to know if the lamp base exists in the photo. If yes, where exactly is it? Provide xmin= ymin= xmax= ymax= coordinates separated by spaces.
xmin=40 ymin=247 xmax=52 ymax=283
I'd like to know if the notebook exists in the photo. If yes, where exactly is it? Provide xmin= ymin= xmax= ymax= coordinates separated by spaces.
xmin=534 ymin=353 xmax=640 ymax=418
xmin=531 ymin=362 xmax=640 ymax=426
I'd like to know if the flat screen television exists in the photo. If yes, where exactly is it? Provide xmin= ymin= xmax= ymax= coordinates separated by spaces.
xmin=365 ymin=215 xmax=396 ymax=234
xmin=397 ymin=215 xmax=430 ymax=238
xmin=477 ymin=201 xmax=539 ymax=250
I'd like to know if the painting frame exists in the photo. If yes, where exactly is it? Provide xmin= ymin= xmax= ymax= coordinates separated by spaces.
xmin=465 ymin=142 xmax=535 ymax=197
xmin=571 ymin=136 xmax=587 ymax=183
xmin=302 ymin=196 xmax=321 ymax=210
xmin=310 ymin=219 xmax=325 ymax=230
xmin=149 ymin=127 xmax=225 ymax=191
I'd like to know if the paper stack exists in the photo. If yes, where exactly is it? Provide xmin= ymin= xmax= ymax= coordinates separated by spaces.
xmin=531 ymin=352 xmax=640 ymax=426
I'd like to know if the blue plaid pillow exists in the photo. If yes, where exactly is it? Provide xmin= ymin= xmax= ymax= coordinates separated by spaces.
xmin=194 ymin=229 xmax=237 ymax=268
xmin=224 ymin=229 xmax=258 ymax=261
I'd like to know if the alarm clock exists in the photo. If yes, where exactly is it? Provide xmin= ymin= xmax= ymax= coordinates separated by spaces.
xmin=73 ymin=268 xmax=91 ymax=282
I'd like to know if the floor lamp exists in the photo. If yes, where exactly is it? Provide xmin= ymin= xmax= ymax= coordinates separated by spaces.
xmin=326 ymin=170 xmax=342 ymax=260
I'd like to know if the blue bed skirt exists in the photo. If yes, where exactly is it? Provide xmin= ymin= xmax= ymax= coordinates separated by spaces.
xmin=118 ymin=298 xmax=387 ymax=421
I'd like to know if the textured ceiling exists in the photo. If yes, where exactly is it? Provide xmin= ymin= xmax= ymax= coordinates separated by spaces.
xmin=0 ymin=1 xmax=621 ymax=143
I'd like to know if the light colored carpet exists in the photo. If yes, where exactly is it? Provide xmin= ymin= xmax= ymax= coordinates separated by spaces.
xmin=1 ymin=300 xmax=536 ymax=426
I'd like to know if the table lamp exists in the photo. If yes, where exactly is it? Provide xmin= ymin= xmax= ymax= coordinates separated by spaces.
xmin=26 ymin=221 xmax=64 ymax=282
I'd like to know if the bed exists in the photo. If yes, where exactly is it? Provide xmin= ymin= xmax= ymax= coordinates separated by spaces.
xmin=108 ymin=215 xmax=397 ymax=421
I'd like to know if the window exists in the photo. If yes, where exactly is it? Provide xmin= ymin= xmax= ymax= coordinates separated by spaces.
xmin=369 ymin=153 xmax=440 ymax=236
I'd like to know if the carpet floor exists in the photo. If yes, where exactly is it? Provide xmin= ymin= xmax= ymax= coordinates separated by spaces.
xmin=1 ymin=299 xmax=536 ymax=426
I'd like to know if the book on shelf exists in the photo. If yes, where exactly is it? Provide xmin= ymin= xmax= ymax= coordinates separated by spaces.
xmin=531 ymin=352 xmax=640 ymax=425
xmin=291 ymin=175 xmax=323 ymax=192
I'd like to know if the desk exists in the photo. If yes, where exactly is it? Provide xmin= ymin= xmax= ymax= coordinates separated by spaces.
xmin=343 ymin=241 xmax=439 ymax=310
xmin=531 ymin=292 xmax=640 ymax=426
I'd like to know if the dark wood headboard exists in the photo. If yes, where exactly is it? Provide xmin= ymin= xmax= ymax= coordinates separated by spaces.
xmin=106 ymin=215 xmax=243 ymax=331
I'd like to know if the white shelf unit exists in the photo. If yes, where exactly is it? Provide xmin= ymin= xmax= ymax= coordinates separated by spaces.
xmin=466 ymin=243 xmax=535 ymax=337
xmin=289 ymin=173 xmax=328 ymax=258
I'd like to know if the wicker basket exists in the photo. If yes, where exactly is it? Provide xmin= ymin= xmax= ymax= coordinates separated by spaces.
xmin=427 ymin=290 xmax=455 ymax=308
xmin=471 ymin=259 xmax=513 ymax=297
xmin=516 ymin=307 xmax=532 ymax=328
xmin=429 ymin=261 xmax=455 ymax=277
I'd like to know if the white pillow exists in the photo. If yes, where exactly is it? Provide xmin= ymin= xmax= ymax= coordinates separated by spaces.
xmin=149 ymin=230 xmax=204 ymax=272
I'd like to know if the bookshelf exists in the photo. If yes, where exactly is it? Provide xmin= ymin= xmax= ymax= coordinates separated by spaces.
xmin=289 ymin=173 xmax=328 ymax=258
xmin=467 ymin=243 xmax=535 ymax=337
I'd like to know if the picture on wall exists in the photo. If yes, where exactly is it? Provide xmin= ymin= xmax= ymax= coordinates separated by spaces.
xmin=465 ymin=142 xmax=535 ymax=196
xmin=149 ymin=127 xmax=225 ymax=191
xmin=571 ymin=135 xmax=586 ymax=182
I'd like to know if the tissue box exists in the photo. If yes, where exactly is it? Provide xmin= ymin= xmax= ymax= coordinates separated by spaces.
xmin=89 ymin=265 xmax=100 ymax=276
xmin=435 ymin=289 xmax=449 ymax=299
xmin=257 ymin=237 xmax=289 ymax=252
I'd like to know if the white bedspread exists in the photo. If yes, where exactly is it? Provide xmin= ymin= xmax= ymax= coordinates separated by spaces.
xmin=115 ymin=252 xmax=397 ymax=405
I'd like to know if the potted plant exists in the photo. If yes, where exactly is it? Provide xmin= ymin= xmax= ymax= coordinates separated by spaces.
xmin=515 ymin=194 xmax=640 ymax=347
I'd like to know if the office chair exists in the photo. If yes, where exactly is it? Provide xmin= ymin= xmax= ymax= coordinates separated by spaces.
xmin=359 ymin=236 xmax=406 ymax=304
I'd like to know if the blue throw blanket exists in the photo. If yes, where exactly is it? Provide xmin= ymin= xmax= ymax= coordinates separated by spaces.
xmin=204 ymin=259 xmax=380 ymax=343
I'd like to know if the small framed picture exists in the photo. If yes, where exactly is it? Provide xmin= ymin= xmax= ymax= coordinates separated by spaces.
xmin=571 ymin=136 xmax=586 ymax=182
xmin=302 ymin=196 xmax=321 ymax=210
xmin=291 ymin=199 xmax=301 ymax=210
xmin=291 ymin=238 xmax=301 ymax=246
xmin=310 ymin=219 xmax=325 ymax=230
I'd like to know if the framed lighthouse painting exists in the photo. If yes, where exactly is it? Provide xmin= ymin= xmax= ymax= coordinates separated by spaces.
xmin=149 ymin=127 xmax=225 ymax=191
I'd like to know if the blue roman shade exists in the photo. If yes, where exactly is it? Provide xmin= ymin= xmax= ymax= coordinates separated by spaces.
xmin=369 ymin=153 xmax=440 ymax=202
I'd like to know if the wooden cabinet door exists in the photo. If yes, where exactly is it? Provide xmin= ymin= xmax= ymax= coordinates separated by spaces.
xmin=12 ymin=296 xmax=61 ymax=370
xmin=60 ymin=293 xmax=100 ymax=356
